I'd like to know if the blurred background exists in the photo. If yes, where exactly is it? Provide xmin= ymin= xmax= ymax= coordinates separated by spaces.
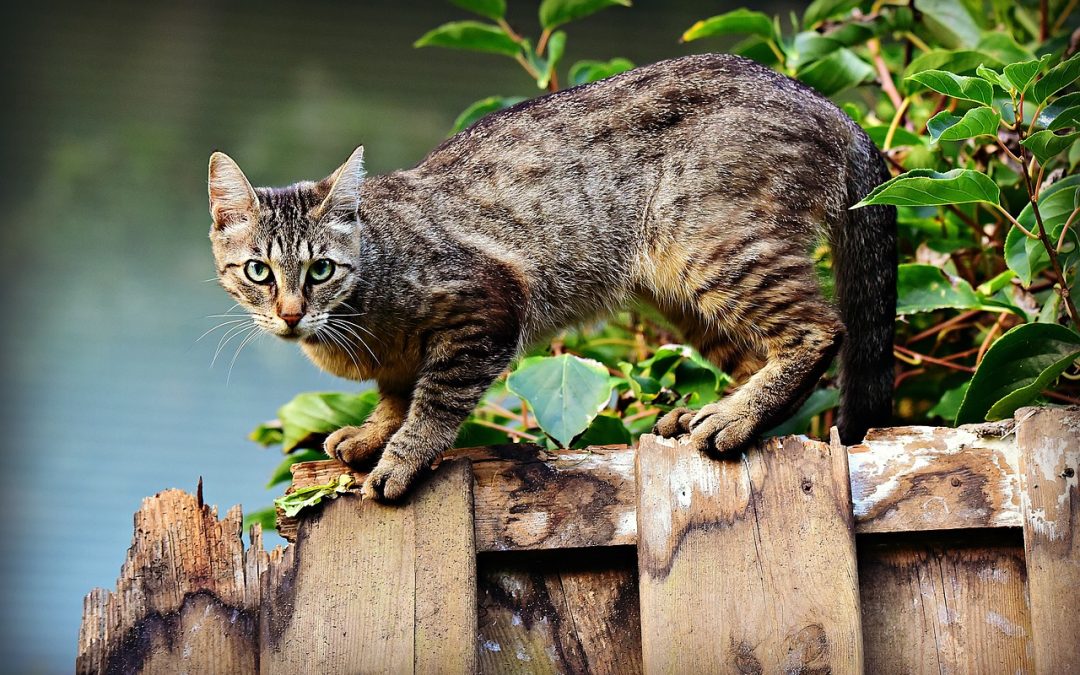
xmin=2 ymin=0 xmax=795 ymax=669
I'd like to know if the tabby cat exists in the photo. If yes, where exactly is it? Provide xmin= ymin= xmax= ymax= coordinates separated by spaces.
xmin=208 ymin=54 xmax=896 ymax=501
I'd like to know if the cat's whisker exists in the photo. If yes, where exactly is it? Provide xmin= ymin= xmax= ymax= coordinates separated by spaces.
xmin=194 ymin=319 xmax=249 ymax=344
xmin=212 ymin=323 xmax=257 ymax=368
xmin=328 ymin=318 xmax=380 ymax=364
xmin=227 ymin=327 xmax=263 ymax=384
xmin=320 ymin=324 xmax=364 ymax=376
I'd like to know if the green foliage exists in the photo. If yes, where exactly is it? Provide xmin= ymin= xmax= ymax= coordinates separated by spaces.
xmin=274 ymin=474 xmax=354 ymax=517
xmin=248 ymin=0 xmax=1080 ymax=527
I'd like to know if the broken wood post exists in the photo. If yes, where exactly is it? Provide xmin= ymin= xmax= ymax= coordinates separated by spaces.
xmin=635 ymin=434 xmax=863 ymax=674
xmin=1017 ymin=406 xmax=1080 ymax=675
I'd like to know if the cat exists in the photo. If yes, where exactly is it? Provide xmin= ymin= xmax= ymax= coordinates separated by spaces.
xmin=208 ymin=53 xmax=896 ymax=501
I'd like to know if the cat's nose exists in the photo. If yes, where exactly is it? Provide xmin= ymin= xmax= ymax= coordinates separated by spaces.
xmin=279 ymin=312 xmax=302 ymax=328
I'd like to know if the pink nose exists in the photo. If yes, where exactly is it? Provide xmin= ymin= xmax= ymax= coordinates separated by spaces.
xmin=279 ymin=313 xmax=302 ymax=328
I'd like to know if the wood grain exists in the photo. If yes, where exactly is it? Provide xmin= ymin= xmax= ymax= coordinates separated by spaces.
xmin=635 ymin=434 xmax=863 ymax=674
xmin=1017 ymin=406 xmax=1080 ymax=674
xmin=260 ymin=458 xmax=476 ymax=674
xmin=77 ymin=487 xmax=278 ymax=674
xmin=284 ymin=424 xmax=1023 ymax=549
xmin=847 ymin=422 xmax=1021 ymax=534
xmin=477 ymin=548 xmax=642 ymax=674
xmin=858 ymin=532 xmax=1032 ymax=674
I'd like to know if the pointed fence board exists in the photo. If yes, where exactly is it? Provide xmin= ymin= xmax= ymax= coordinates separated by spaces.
xmin=635 ymin=434 xmax=863 ymax=674
xmin=260 ymin=458 xmax=477 ymax=674
xmin=1017 ymin=406 xmax=1080 ymax=675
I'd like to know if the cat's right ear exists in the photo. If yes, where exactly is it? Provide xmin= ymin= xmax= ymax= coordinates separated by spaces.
xmin=208 ymin=152 xmax=259 ymax=233
xmin=314 ymin=145 xmax=365 ymax=219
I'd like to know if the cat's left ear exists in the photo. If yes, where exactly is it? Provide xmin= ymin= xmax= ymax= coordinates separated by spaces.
xmin=208 ymin=152 xmax=259 ymax=232
xmin=315 ymin=145 xmax=365 ymax=218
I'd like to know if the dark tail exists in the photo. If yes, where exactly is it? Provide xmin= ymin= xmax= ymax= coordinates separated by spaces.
xmin=833 ymin=133 xmax=897 ymax=444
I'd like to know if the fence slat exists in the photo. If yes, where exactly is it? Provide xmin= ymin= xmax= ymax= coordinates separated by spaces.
xmin=1017 ymin=406 xmax=1080 ymax=675
xmin=635 ymin=434 xmax=863 ymax=674
xmin=260 ymin=458 xmax=476 ymax=674
xmin=858 ymin=535 xmax=1031 ymax=674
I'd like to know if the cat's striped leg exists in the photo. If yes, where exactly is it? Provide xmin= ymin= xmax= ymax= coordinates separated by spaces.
xmin=324 ymin=387 xmax=409 ymax=467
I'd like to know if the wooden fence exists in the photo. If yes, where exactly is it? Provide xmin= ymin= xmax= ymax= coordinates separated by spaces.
xmin=78 ymin=405 xmax=1079 ymax=674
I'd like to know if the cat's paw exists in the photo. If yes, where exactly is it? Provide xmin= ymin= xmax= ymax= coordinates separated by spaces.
xmin=361 ymin=454 xmax=425 ymax=502
xmin=653 ymin=407 xmax=695 ymax=437
xmin=687 ymin=403 xmax=757 ymax=457
xmin=324 ymin=425 xmax=387 ymax=467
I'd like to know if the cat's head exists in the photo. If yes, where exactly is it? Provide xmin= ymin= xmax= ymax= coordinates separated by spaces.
xmin=207 ymin=147 xmax=366 ymax=341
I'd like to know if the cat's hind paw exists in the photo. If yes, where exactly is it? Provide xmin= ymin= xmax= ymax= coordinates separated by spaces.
xmin=687 ymin=403 xmax=757 ymax=457
xmin=653 ymin=407 xmax=695 ymax=438
xmin=324 ymin=425 xmax=387 ymax=468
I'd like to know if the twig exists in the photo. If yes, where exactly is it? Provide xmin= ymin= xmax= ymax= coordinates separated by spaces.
xmin=1045 ymin=389 xmax=1080 ymax=405
xmin=1053 ymin=0 xmax=1079 ymax=33
xmin=497 ymin=18 xmax=523 ymax=43
xmin=976 ymin=313 xmax=1009 ymax=365
xmin=895 ymin=345 xmax=977 ymax=372
xmin=1057 ymin=207 xmax=1080 ymax=251
xmin=906 ymin=310 xmax=982 ymax=344
xmin=884 ymin=97 xmax=911 ymax=150
xmin=868 ymin=38 xmax=904 ymax=110
xmin=470 ymin=418 xmax=539 ymax=442
xmin=536 ymin=28 xmax=551 ymax=56
xmin=623 ymin=407 xmax=661 ymax=423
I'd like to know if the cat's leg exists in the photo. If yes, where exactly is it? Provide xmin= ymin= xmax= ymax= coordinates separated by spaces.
xmin=323 ymin=386 xmax=409 ymax=467
xmin=363 ymin=325 xmax=519 ymax=502
xmin=655 ymin=270 xmax=843 ymax=456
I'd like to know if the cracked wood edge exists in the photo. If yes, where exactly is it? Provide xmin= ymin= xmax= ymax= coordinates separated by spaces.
xmin=635 ymin=434 xmax=863 ymax=674
xmin=1017 ymin=406 xmax=1080 ymax=675
xmin=282 ymin=422 xmax=1022 ymax=551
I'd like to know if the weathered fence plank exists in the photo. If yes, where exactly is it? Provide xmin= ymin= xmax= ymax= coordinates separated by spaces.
xmin=260 ymin=458 xmax=476 ymax=674
xmin=477 ymin=548 xmax=642 ymax=674
xmin=858 ymin=534 xmax=1032 ymax=674
xmin=77 ymin=487 xmax=275 ymax=674
xmin=635 ymin=434 xmax=863 ymax=674
xmin=284 ymin=423 xmax=1021 ymax=549
xmin=1017 ymin=406 xmax=1080 ymax=674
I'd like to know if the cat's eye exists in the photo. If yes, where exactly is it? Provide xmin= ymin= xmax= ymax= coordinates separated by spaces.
xmin=245 ymin=260 xmax=272 ymax=284
xmin=308 ymin=259 xmax=335 ymax=284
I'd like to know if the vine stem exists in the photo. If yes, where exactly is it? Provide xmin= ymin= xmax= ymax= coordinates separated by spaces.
xmin=976 ymin=313 xmax=1009 ymax=364
xmin=1057 ymin=207 xmax=1080 ymax=251
xmin=884 ymin=97 xmax=910 ymax=150
xmin=868 ymin=38 xmax=904 ymax=110
xmin=894 ymin=345 xmax=976 ymax=373
xmin=1018 ymin=145 xmax=1080 ymax=330
xmin=992 ymin=203 xmax=1039 ymax=239
xmin=470 ymin=418 xmax=539 ymax=442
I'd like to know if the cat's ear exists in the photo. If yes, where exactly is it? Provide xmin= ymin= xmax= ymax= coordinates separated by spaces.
xmin=315 ymin=145 xmax=365 ymax=218
xmin=208 ymin=152 xmax=259 ymax=232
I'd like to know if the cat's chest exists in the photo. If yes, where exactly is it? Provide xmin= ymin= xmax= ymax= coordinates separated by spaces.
xmin=300 ymin=336 xmax=417 ymax=385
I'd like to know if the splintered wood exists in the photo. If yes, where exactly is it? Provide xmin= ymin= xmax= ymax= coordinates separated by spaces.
xmin=635 ymin=434 xmax=863 ymax=674
xmin=1017 ymin=406 xmax=1080 ymax=674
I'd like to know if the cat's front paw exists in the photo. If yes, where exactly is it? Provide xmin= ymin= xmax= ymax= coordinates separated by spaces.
xmin=324 ymin=425 xmax=387 ymax=467
xmin=361 ymin=453 xmax=426 ymax=502
xmin=653 ymin=407 xmax=695 ymax=438
xmin=687 ymin=403 xmax=757 ymax=457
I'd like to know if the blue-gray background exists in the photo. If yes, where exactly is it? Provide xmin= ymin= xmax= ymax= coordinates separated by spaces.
xmin=1 ymin=0 xmax=790 ymax=669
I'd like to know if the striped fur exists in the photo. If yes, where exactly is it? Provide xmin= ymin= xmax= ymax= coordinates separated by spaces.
xmin=209 ymin=54 xmax=896 ymax=500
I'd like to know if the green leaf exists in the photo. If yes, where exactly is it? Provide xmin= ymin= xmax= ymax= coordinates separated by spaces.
xmin=975 ymin=64 xmax=1009 ymax=89
xmin=681 ymin=9 xmax=776 ymax=42
xmin=573 ymin=413 xmax=631 ymax=447
xmin=1020 ymin=129 xmax=1080 ymax=165
xmin=927 ymin=380 xmax=970 ymax=423
xmin=796 ymin=47 xmax=875 ymax=96
xmin=916 ymin=0 xmax=981 ymax=48
xmin=765 ymin=388 xmax=840 ymax=436
xmin=955 ymin=323 xmax=1080 ymax=424
xmin=537 ymin=30 xmax=567 ymax=89
xmin=617 ymin=362 xmax=662 ymax=402
xmin=449 ymin=0 xmax=506 ymax=20
xmin=450 ymin=96 xmax=525 ymax=135
xmin=455 ymin=420 xmax=513 ymax=448
xmin=266 ymin=449 xmax=327 ymax=488
xmin=242 ymin=507 xmax=278 ymax=534
xmin=976 ymin=269 xmax=1016 ymax=296
xmin=976 ymin=32 xmax=1033 ymax=64
xmin=864 ymin=125 xmax=925 ymax=149
xmin=278 ymin=391 xmax=379 ymax=452
xmin=414 ymin=21 xmax=521 ymax=57
xmin=926 ymin=106 xmax=1000 ymax=143
xmin=249 ymin=422 xmax=284 ymax=447
xmin=274 ymin=474 xmax=355 ymax=518
xmin=1029 ymin=54 xmax=1080 ymax=104
xmin=1005 ymin=174 xmax=1080 ymax=284
xmin=906 ymin=70 xmax=994 ymax=106
xmin=568 ymin=57 xmax=634 ymax=85
xmin=506 ymin=354 xmax=614 ymax=447
xmin=905 ymin=50 xmax=1002 ymax=79
xmin=539 ymin=0 xmax=630 ymax=30
xmin=789 ymin=31 xmax=844 ymax=70
xmin=853 ymin=168 xmax=1000 ymax=208
xmin=1003 ymin=55 xmax=1051 ymax=94
xmin=896 ymin=263 xmax=986 ymax=314
xmin=1036 ymin=92 xmax=1080 ymax=131
xmin=802 ymin=0 xmax=860 ymax=28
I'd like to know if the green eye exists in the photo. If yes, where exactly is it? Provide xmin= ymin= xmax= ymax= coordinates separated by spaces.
xmin=244 ymin=260 xmax=272 ymax=284
xmin=308 ymin=259 xmax=335 ymax=283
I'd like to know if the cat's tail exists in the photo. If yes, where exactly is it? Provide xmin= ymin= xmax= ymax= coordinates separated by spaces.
xmin=832 ymin=132 xmax=897 ymax=444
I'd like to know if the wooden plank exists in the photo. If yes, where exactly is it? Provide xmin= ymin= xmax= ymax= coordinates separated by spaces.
xmin=1017 ymin=406 xmax=1080 ymax=674
xmin=477 ymin=547 xmax=642 ymax=674
xmin=848 ymin=421 xmax=1021 ymax=534
xmin=283 ymin=424 xmax=1022 ymax=550
xmin=858 ymin=532 xmax=1032 ymax=674
xmin=77 ymin=487 xmax=276 ymax=674
xmin=635 ymin=434 xmax=863 ymax=674
xmin=260 ymin=458 xmax=476 ymax=674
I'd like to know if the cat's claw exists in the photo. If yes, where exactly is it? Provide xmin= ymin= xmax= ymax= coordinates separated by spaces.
xmin=324 ymin=425 xmax=386 ymax=467
xmin=653 ymin=407 xmax=695 ymax=438
xmin=362 ymin=454 xmax=424 ymax=502
xmin=687 ymin=402 xmax=756 ymax=457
